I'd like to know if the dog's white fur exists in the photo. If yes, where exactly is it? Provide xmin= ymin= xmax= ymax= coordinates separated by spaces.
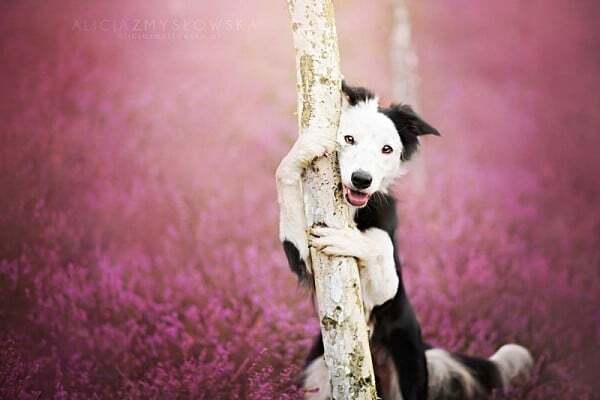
xmin=337 ymin=98 xmax=407 ymax=195
xmin=303 ymin=356 xmax=331 ymax=400
xmin=490 ymin=344 xmax=534 ymax=387
xmin=277 ymin=96 xmax=404 ymax=308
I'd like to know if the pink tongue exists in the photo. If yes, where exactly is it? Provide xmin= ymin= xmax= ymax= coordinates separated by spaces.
xmin=347 ymin=189 xmax=369 ymax=206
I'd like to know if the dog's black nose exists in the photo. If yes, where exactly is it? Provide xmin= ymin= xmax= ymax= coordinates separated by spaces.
xmin=351 ymin=170 xmax=372 ymax=190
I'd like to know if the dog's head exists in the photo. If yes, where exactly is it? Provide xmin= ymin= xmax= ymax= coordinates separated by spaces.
xmin=338 ymin=81 xmax=440 ymax=207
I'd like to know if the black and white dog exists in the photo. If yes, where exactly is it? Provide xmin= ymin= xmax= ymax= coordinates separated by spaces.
xmin=276 ymin=82 xmax=533 ymax=400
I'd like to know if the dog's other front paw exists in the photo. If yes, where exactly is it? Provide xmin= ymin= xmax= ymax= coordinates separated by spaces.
xmin=309 ymin=226 xmax=367 ymax=260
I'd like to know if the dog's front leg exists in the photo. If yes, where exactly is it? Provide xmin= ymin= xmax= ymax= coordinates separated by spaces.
xmin=276 ymin=133 xmax=337 ymax=284
xmin=309 ymin=226 xmax=399 ymax=315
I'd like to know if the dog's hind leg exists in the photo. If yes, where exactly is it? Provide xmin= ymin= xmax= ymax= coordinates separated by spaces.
xmin=301 ymin=334 xmax=330 ymax=399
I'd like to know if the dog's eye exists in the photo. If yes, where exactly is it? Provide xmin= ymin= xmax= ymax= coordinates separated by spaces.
xmin=344 ymin=135 xmax=355 ymax=145
xmin=382 ymin=145 xmax=393 ymax=154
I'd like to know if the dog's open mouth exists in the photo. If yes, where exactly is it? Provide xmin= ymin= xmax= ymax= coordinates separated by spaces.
xmin=343 ymin=186 xmax=370 ymax=207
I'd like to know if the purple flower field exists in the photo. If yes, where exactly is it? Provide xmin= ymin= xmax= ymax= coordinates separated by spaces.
xmin=1 ymin=1 xmax=599 ymax=399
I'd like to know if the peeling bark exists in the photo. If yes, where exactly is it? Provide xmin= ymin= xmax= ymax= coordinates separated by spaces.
xmin=286 ymin=1 xmax=377 ymax=398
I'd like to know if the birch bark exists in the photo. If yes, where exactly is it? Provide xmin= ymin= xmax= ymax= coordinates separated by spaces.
xmin=286 ymin=0 xmax=377 ymax=398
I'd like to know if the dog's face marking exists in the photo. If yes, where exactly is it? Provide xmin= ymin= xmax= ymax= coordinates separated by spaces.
xmin=338 ymin=101 xmax=404 ymax=206
xmin=338 ymin=82 xmax=440 ymax=208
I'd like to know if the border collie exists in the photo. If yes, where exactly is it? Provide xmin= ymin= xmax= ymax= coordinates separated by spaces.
xmin=276 ymin=82 xmax=533 ymax=400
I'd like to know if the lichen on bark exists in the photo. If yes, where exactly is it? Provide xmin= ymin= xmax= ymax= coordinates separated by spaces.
xmin=299 ymin=54 xmax=314 ymax=129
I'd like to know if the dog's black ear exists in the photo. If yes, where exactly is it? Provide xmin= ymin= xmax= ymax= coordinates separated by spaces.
xmin=341 ymin=80 xmax=376 ymax=106
xmin=390 ymin=104 xmax=440 ymax=137
xmin=381 ymin=104 xmax=440 ymax=161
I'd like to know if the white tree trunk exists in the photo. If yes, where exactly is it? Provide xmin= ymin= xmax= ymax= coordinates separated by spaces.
xmin=286 ymin=1 xmax=377 ymax=398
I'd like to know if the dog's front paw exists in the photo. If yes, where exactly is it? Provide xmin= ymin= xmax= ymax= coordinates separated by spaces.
xmin=309 ymin=226 xmax=368 ymax=260
xmin=296 ymin=133 xmax=337 ymax=164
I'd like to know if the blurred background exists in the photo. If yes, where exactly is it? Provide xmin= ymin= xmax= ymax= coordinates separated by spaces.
xmin=1 ymin=1 xmax=599 ymax=398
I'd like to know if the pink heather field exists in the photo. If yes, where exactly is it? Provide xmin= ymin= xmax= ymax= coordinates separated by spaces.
xmin=1 ymin=1 xmax=599 ymax=399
